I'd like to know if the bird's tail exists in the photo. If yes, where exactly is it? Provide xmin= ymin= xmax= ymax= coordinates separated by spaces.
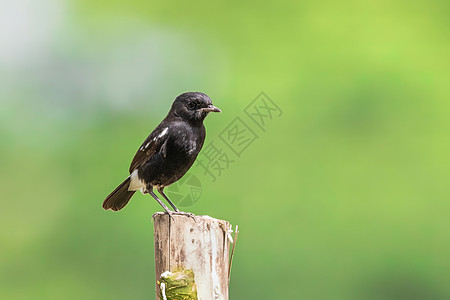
xmin=103 ymin=177 xmax=136 ymax=211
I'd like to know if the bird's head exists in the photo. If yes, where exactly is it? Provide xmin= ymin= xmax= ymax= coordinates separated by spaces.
xmin=171 ymin=92 xmax=221 ymax=122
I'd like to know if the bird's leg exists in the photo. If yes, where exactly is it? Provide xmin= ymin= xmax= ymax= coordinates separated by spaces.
xmin=148 ymin=189 xmax=174 ymax=220
xmin=158 ymin=188 xmax=197 ymax=219
xmin=157 ymin=187 xmax=180 ymax=212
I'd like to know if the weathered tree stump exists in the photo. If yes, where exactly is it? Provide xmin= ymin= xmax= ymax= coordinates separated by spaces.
xmin=153 ymin=212 xmax=235 ymax=300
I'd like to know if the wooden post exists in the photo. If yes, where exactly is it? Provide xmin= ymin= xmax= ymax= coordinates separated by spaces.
xmin=153 ymin=212 xmax=235 ymax=300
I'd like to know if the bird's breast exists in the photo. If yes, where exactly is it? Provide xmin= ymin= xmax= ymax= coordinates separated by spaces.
xmin=137 ymin=123 xmax=205 ymax=187
xmin=166 ymin=135 xmax=201 ymax=160
xmin=168 ymin=125 xmax=204 ymax=157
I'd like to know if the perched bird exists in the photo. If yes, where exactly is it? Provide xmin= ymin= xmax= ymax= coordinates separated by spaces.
xmin=103 ymin=92 xmax=221 ymax=215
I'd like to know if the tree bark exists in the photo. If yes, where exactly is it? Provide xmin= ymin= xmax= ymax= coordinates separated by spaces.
xmin=153 ymin=212 xmax=233 ymax=300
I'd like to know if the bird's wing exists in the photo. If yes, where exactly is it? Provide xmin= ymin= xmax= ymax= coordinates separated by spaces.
xmin=129 ymin=126 xmax=170 ymax=173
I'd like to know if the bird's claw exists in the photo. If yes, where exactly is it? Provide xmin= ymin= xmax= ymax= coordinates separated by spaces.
xmin=162 ymin=210 xmax=195 ymax=221
xmin=165 ymin=210 xmax=175 ymax=221
xmin=178 ymin=211 xmax=196 ymax=220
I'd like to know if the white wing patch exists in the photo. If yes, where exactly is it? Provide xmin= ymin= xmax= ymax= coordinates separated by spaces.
xmin=158 ymin=127 xmax=168 ymax=139
xmin=140 ymin=128 xmax=168 ymax=151
xmin=131 ymin=128 xmax=170 ymax=189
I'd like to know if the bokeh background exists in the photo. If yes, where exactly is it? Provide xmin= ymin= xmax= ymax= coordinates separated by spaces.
xmin=1 ymin=0 xmax=449 ymax=299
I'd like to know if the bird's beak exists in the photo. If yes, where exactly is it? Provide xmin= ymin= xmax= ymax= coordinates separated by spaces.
xmin=203 ymin=105 xmax=222 ymax=113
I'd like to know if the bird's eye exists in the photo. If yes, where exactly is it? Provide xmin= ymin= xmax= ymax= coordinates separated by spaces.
xmin=186 ymin=102 xmax=197 ymax=110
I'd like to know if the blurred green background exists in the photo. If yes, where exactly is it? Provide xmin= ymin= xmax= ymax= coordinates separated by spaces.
xmin=1 ymin=0 xmax=449 ymax=299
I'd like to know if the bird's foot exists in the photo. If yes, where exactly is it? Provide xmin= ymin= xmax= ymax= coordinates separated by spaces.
xmin=164 ymin=209 xmax=175 ymax=221
xmin=176 ymin=211 xmax=196 ymax=220
xmin=161 ymin=210 xmax=196 ymax=221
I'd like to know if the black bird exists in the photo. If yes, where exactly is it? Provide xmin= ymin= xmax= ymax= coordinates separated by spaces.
xmin=103 ymin=92 xmax=221 ymax=215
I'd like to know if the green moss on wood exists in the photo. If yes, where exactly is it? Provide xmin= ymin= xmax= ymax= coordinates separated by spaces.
xmin=157 ymin=268 xmax=197 ymax=300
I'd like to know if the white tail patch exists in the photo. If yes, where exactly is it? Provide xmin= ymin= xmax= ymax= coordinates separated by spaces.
xmin=128 ymin=169 xmax=145 ymax=191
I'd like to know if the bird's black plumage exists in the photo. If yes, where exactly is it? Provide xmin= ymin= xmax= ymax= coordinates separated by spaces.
xmin=103 ymin=92 xmax=221 ymax=214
